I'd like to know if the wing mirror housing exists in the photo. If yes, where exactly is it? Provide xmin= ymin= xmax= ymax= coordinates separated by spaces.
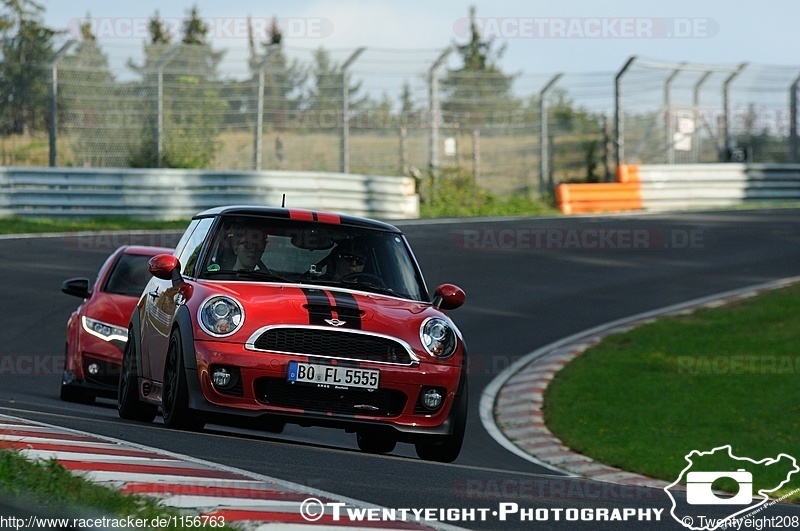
xmin=432 ymin=283 xmax=466 ymax=310
xmin=148 ymin=254 xmax=183 ymax=288
xmin=62 ymin=277 xmax=90 ymax=299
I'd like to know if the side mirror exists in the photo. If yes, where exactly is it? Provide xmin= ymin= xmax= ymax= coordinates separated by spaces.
xmin=148 ymin=254 xmax=183 ymax=288
xmin=432 ymin=283 xmax=465 ymax=311
xmin=62 ymin=277 xmax=91 ymax=299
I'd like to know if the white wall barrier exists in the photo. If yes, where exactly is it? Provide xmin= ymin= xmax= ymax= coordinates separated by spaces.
xmin=0 ymin=167 xmax=419 ymax=220
xmin=637 ymin=164 xmax=800 ymax=211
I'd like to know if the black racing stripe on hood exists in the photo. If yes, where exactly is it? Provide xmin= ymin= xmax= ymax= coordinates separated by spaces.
xmin=300 ymin=288 xmax=332 ymax=325
xmin=328 ymin=291 xmax=362 ymax=330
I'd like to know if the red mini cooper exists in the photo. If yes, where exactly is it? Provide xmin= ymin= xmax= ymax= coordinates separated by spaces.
xmin=62 ymin=245 xmax=173 ymax=403
xmin=119 ymin=206 xmax=468 ymax=462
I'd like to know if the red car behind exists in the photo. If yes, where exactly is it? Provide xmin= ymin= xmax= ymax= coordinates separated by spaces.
xmin=119 ymin=207 xmax=468 ymax=462
xmin=62 ymin=245 xmax=173 ymax=403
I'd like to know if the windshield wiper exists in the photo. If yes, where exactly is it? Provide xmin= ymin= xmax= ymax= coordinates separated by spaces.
xmin=205 ymin=269 xmax=287 ymax=282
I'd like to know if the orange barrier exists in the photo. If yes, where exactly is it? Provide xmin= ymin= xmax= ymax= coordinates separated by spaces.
xmin=556 ymin=164 xmax=643 ymax=214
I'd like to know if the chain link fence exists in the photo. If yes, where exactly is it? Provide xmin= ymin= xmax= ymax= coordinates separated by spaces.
xmin=3 ymin=41 xmax=800 ymax=197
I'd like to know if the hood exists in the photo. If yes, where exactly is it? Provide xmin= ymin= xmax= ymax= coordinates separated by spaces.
xmin=82 ymin=292 xmax=140 ymax=328
xmin=189 ymin=280 xmax=448 ymax=341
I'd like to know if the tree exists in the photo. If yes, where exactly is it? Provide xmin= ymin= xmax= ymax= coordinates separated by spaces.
xmin=248 ymin=16 xmax=306 ymax=131
xmin=441 ymin=6 xmax=519 ymax=131
xmin=0 ymin=0 xmax=58 ymax=135
xmin=303 ymin=47 xmax=365 ymax=129
xmin=129 ymin=7 xmax=227 ymax=168
xmin=58 ymin=12 xmax=128 ymax=166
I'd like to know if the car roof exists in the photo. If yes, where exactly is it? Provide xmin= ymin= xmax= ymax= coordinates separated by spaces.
xmin=193 ymin=206 xmax=402 ymax=233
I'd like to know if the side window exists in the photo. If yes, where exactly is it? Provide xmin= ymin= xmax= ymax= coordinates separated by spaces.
xmin=177 ymin=217 xmax=215 ymax=277
xmin=172 ymin=220 xmax=199 ymax=260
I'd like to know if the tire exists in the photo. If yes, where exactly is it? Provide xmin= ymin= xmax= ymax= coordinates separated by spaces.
xmin=415 ymin=380 xmax=468 ymax=463
xmin=162 ymin=330 xmax=205 ymax=431
xmin=60 ymin=383 xmax=94 ymax=405
xmin=118 ymin=331 xmax=157 ymax=422
xmin=356 ymin=430 xmax=397 ymax=454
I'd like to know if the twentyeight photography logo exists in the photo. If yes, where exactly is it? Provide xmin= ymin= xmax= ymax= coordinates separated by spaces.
xmin=665 ymin=445 xmax=799 ymax=530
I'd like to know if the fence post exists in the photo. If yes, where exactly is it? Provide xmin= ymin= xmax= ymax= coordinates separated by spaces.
xmin=664 ymin=63 xmax=685 ymax=164
xmin=722 ymin=62 xmax=748 ymax=160
xmin=340 ymin=47 xmax=366 ymax=174
xmin=253 ymin=63 xmax=265 ymax=170
xmin=48 ymin=41 xmax=75 ymax=167
xmin=399 ymin=126 xmax=408 ymax=175
xmin=154 ymin=45 xmax=181 ymax=167
xmin=539 ymin=73 xmax=562 ymax=197
xmin=472 ymin=129 xmax=480 ymax=183
xmin=692 ymin=71 xmax=713 ymax=163
xmin=614 ymin=56 xmax=637 ymax=169
xmin=791 ymin=73 xmax=800 ymax=163
xmin=428 ymin=47 xmax=452 ymax=184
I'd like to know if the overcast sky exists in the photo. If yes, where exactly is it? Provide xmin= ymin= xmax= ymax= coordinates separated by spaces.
xmin=37 ymin=0 xmax=794 ymax=75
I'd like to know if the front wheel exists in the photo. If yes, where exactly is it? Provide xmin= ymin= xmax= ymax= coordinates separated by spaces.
xmin=162 ymin=330 xmax=204 ymax=431
xmin=415 ymin=381 xmax=467 ymax=463
xmin=118 ymin=331 xmax=157 ymax=422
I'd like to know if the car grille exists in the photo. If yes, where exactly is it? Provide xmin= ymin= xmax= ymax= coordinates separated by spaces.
xmin=252 ymin=328 xmax=413 ymax=365
xmin=254 ymin=377 xmax=406 ymax=417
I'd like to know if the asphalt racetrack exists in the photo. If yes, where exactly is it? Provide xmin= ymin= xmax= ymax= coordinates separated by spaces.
xmin=2 ymin=209 xmax=800 ymax=530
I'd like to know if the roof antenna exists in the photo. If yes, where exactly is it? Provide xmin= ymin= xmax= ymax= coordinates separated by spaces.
xmin=281 ymin=194 xmax=286 ymax=208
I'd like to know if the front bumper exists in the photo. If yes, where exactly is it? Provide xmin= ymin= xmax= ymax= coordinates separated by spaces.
xmin=184 ymin=339 xmax=464 ymax=441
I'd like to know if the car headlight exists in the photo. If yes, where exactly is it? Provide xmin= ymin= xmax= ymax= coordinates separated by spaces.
xmin=420 ymin=317 xmax=457 ymax=359
xmin=199 ymin=296 xmax=244 ymax=337
xmin=82 ymin=316 xmax=128 ymax=343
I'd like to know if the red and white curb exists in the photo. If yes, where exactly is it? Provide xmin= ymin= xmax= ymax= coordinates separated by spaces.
xmin=0 ymin=414 xmax=461 ymax=530
xmin=482 ymin=276 xmax=800 ymax=487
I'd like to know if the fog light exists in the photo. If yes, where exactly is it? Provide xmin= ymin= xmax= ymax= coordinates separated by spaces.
xmin=212 ymin=368 xmax=232 ymax=387
xmin=422 ymin=388 xmax=443 ymax=410
xmin=87 ymin=363 xmax=99 ymax=375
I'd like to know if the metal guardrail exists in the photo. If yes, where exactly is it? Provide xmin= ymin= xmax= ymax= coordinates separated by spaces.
xmin=0 ymin=167 xmax=419 ymax=220
xmin=637 ymin=164 xmax=800 ymax=210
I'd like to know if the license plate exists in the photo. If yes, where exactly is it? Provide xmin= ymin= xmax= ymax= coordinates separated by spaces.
xmin=287 ymin=361 xmax=379 ymax=390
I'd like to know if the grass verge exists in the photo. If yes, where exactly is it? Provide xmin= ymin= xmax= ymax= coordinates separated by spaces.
xmin=0 ymin=217 xmax=191 ymax=235
xmin=0 ymin=449 xmax=234 ymax=529
xmin=544 ymin=283 xmax=800 ymax=501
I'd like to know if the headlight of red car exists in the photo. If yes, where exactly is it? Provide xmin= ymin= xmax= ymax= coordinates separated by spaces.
xmin=420 ymin=317 xmax=457 ymax=359
xmin=82 ymin=316 xmax=128 ymax=343
xmin=198 ymin=296 xmax=245 ymax=337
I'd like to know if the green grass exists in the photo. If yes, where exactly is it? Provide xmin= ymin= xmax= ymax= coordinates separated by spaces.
xmin=544 ymin=284 xmax=800 ymax=500
xmin=0 ymin=217 xmax=191 ymax=235
xmin=0 ymin=449 xmax=233 ymax=529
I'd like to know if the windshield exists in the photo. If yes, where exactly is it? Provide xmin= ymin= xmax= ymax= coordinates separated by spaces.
xmin=103 ymin=253 xmax=156 ymax=297
xmin=197 ymin=216 xmax=428 ymax=302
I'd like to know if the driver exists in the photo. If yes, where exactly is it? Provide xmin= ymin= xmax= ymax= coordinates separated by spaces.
xmin=323 ymin=238 xmax=368 ymax=281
